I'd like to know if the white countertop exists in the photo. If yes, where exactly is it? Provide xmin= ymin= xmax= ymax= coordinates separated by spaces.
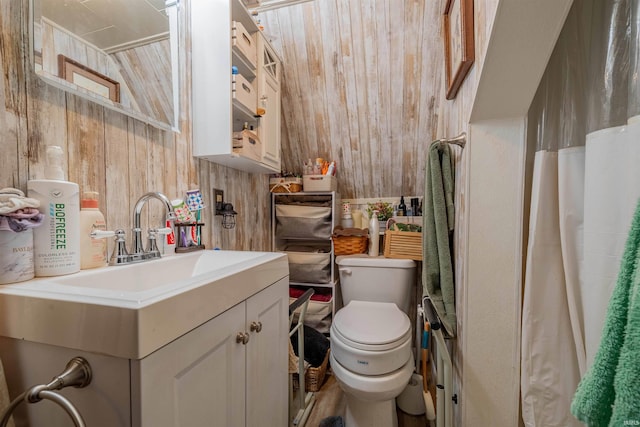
xmin=0 ymin=250 xmax=288 ymax=359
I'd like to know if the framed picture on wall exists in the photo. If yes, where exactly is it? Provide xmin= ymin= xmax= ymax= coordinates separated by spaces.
xmin=58 ymin=55 xmax=120 ymax=103
xmin=443 ymin=0 xmax=474 ymax=100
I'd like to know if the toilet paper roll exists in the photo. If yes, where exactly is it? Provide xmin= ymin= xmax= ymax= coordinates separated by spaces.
xmin=0 ymin=229 xmax=35 ymax=285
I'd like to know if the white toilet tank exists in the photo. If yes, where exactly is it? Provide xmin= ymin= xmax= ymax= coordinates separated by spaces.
xmin=336 ymin=255 xmax=416 ymax=314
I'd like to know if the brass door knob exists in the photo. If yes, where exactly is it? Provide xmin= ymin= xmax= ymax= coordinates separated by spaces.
xmin=236 ymin=332 xmax=250 ymax=345
xmin=250 ymin=321 xmax=263 ymax=333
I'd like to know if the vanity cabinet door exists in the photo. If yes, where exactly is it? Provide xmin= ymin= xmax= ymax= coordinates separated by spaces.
xmin=245 ymin=278 xmax=288 ymax=426
xmin=133 ymin=303 xmax=246 ymax=427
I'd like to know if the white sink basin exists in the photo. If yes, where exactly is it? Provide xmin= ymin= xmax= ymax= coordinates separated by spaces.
xmin=0 ymin=250 xmax=288 ymax=359
xmin=48 ymin=250 xmax=271 ymax=294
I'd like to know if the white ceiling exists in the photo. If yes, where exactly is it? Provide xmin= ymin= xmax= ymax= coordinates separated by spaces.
xmin=41 ymin=0 xmax=170 ymax=53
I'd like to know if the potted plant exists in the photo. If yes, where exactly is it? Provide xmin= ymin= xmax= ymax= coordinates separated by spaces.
xmin=366 ymin=201 xmax=393 ymax=231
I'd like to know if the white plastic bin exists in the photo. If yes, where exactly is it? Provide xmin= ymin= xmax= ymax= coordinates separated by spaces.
xmin=303 ymin=175 xmax=337 ymax=192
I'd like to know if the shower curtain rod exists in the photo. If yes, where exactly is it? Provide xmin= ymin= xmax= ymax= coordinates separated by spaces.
xmin=435 ymin=132 xmax=466 ymax=148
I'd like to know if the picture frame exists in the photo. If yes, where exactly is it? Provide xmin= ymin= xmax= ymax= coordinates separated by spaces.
xmin=57 ymin=55 xmax=120 ymax=102
xmin=443 ymin=0 xmax=474 ymax=100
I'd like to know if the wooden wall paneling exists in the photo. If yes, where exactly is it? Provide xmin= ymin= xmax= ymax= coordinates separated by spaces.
xmin=1 ymin=0 xmax=29 ymax=189
xmin=333 ymin=0 xmax=363 ymax=198
xmin=25 ymin=73 xmax=68 ymax=184
xmin=146 ymin=125 xmax=170 ymax=228
xmin=316 ymin=0 xmax=353 ymax=196
xmin=346 ymin=0 xmax=373 ymax=196
xmin=373 ymin=0 xmax=393 ymax=194
xmin=286 ymin=6 xmax=321 ymax=166
xmin=162 ymin=131 xmax=178 ymax=201
xmin=103 ymin=109 xmax=131 ymax=231
xmin=389 ymin=0 xmax=407 ymax=197
xmin=302 ymin=3 xmax=330 ymax=160
xmin=360 ymin=0 xmax=383 ymax=196
xmin=401 ymin=0 xmax=424 ymax=197
xmin=265 ymin=9 xmax=304 ymax=173
xmin=127 ymin=119 xmax=150 ymax=236
xmin=66 ymin=94 xmax=106 ymax=201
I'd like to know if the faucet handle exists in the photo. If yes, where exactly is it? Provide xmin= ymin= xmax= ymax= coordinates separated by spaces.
xmin=90 ymin=230 xmax=115 ymax=239
xmin=145 ymin=227 xmax=173 ymax=256
xmin=108 ymin=229 xmax=130 ymax=265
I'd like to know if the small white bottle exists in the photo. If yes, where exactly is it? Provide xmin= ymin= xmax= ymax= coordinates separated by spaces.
xmin=28 ymin=146 xmax=80 ymax=276
xmin=368 ymin=210 xmax=380 ymax=257
xmin=79 ymin=191 xmax=107 ymax=269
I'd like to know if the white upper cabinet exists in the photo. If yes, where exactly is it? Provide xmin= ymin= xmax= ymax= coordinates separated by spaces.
xmin=256 ymin=33 xmax=281 ymax=172
xmin=191 ymin=0 xmax=282 ymax=174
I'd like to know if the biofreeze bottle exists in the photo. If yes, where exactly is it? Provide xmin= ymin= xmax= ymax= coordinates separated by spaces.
xmin=28 ymin=146 xmax=80 ymax=276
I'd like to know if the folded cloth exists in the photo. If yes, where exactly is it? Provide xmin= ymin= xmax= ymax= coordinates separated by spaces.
xmin=571 ymin=198 xmax=640 ymax=426
xmin=0 ymin=188 xmax=40 ymax=215
xmin=3 ymin=207 xmax=41 ymax=219
xmin=0 ymin=214 xmax=44 ymax=232
xmin=423 ymin=140 xmax=457 ymax=337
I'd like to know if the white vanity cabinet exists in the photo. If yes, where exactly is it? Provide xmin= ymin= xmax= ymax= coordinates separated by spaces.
xmin=191 ymin=0 xmax=282 ymax=174
xmin=0 ymin=250 xmax=290 ymax=427
xmin=132 ymin=277 xmax=288 ymax=427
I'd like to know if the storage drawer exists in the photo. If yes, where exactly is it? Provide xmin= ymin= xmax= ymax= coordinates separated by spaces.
xmin=275 ymin=205 xmax=332 ymax=239
xmin=286 ymin=251 xmax=331 ymax=284
xmin=232 ymin=73 xmax=256 ymax=114
xmin=232 ymin=20 xmax=256 ymax=67
xmin=232 ymin=129 xmax=261 ymax=161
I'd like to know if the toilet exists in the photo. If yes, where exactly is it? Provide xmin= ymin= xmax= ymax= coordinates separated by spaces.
xmin=330 ymin=255 xmax=417 ymax=427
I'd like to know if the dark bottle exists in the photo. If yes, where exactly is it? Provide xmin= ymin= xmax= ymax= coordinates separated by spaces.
xmin=398 ymin=196 xmax=407 ymax=216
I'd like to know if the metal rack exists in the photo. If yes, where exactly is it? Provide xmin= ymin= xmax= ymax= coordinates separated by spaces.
xmin=289 ymin=288 xmax=315 ymax=426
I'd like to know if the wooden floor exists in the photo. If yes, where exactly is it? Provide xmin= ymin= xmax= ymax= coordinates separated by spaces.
xmin=293 ymin=372 xmax=428 ymax=427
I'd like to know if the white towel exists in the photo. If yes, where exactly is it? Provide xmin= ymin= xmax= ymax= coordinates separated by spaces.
xmin=0 ymin=188 xmax=40 ymax=215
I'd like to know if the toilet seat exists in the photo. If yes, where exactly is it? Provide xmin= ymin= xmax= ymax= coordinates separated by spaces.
xmin=330 ymin=301 xmax=412 ymax=376
xmin=332 ymin=301 xmax=411 ymax=349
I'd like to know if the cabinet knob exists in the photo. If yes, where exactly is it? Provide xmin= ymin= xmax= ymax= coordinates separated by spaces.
xmin=236 ymin=332 xmax=250 ymax=345
xmin=250 ymin=321 xmax=263 ymax=333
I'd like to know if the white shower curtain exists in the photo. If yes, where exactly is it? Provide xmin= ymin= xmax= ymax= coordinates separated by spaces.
xmin=521 ymin=0 xmax=640 ymax=425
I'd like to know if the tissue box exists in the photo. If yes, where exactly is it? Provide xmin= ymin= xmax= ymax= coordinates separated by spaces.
xmin=303 ymin=175 xmax=337 ymax=192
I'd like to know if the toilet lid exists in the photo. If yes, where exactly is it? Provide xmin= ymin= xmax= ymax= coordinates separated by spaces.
xmin=333 ymin=301 xmax=411 ymax=348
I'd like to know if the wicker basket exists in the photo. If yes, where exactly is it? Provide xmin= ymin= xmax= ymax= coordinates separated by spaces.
xmin=332 ymin=227 xmax=369 ymax=255
xmin=292 ymin=348 xmax=330 ymax=392
xmin=383 ymin=229 xmax=423 ymax=260
xmin=269 ymin=177 xmax=303 ymax=193
xmin=305 ymin=348 xmax=330 ymax=392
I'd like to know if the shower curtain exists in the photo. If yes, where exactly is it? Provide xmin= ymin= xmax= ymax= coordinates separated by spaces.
xmin=521 ymin=1 xmax=640 ymax=425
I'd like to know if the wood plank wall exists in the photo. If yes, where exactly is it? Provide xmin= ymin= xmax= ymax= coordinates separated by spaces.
xmin=261 ymin=0 xmax=444 ymax=200
xmin=0 ymin=0 xmax=272 ymax=253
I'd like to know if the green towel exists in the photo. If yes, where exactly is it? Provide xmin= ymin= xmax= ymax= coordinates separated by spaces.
xmin=423 ymin=141 xmax=456 ymax=336
xmin=571 ymin=198 xmax=640 ymax=426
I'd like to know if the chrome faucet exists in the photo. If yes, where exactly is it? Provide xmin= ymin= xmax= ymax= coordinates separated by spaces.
xmin=132 ymin=192 xmax=176 ymax=257
xmin=91 ymin=192 xmax=176 ymax=265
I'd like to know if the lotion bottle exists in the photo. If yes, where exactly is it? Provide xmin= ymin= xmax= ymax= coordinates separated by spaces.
xmin=79 ymin=191 xmax=107 ymax=269
xmin=28 ymin=146 xmax=80 ymax=276
xmin=368 ymin=210 xmax=380 ymax=257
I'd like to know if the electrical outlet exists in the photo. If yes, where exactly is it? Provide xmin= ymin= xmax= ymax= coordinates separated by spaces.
xmin=213 ymin=189 xmax=224 ymax=212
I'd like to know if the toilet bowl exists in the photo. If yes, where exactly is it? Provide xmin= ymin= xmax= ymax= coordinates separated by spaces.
xmin=330 ymin=301 xmax=414 ymax=427
xmin=330 ymin=256 xmax=416 ymax=427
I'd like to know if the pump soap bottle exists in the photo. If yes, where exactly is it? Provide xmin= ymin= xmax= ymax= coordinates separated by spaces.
xmin=28 ymin=146 xmax=81 ymax=276
xmin=79 ymin=191 xmax=107 ymax=269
